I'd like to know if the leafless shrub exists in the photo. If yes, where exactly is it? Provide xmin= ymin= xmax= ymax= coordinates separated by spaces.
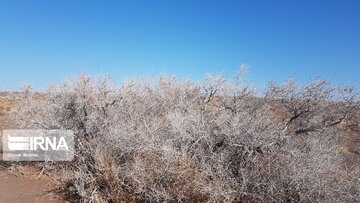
xmin=14 ymin=71 xmax=360 ymax=203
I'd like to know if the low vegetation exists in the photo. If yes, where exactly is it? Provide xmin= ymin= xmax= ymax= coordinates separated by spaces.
xmin=14 ymin=69 xmax=360 ymax=202
xmin=0 ymin=93 xmax=17 ymax=115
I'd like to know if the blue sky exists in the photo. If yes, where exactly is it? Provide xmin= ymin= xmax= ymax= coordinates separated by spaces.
xmin=0 ymin=0 xmax=359 ymax=90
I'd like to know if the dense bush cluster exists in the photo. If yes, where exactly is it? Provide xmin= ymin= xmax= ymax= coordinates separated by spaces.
xmin=16 ymin=70 xmax=360 ymax=203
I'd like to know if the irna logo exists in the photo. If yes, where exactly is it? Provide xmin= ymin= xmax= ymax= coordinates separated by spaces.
xmin=3 ymin=130 xmax=74 ymax=161
xmin=7 ymin=136 xmax=69 ymax=151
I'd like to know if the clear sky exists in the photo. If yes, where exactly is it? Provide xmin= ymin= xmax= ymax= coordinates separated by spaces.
xmin=0 ymin=0 xmax=359 ymax=90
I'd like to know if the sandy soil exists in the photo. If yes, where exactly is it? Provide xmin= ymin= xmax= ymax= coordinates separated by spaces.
xmin=0 ymin=167 xmax=63 ymax=203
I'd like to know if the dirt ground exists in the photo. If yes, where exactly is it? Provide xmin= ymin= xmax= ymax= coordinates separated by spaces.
xmin=0 ymin=166 xmax=63 ymax=203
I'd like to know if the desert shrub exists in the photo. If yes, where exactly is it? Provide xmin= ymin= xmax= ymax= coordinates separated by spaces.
xmin=15 ymin=70 xmax=360 ymax=203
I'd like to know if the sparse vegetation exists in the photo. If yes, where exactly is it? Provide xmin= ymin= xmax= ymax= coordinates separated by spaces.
xmin=14 ymin=70 xmax=360 ymax=203
xmin=0 ymin=93 xmax=17 ymax=115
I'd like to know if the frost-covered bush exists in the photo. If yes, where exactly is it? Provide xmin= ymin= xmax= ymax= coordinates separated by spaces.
xmin=16 ymin=70 xmax=360 ymax=203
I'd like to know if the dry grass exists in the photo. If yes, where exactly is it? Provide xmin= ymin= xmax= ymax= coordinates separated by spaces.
xmin=0 ymin=95 xmax=15 ymax=115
